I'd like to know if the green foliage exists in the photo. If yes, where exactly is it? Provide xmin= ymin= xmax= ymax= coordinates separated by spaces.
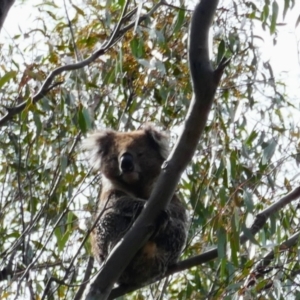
xmin=0 ymin=0 xmax=299 ymax=299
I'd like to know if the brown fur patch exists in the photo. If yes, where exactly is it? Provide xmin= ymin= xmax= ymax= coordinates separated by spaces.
xmin=141 ymin=241 xmax=158 ymax=258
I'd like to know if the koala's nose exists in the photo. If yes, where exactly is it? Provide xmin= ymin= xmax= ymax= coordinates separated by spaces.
xmin=120 ymin=153 xmax=134 ymax=172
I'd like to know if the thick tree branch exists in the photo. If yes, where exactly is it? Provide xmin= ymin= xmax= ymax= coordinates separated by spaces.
xmin=0 ymin=0 xmax=15 ymax=32
xmin=0 ymin=0 xmax=164 ymax=127
xmin=83 ymin=0 xmax=223 ymax=299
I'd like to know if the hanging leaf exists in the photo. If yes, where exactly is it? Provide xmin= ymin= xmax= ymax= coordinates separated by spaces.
xmin=270 ymin=1 xmax=279 ymax=34
xmin=0 ymin=71 xmax=17 ymax=89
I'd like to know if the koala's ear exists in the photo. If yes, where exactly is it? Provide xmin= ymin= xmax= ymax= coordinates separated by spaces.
xmin=142 ymin=124 xmax=170 ymax=159
xmin=82 ymin=129 xmax=114 ymax=169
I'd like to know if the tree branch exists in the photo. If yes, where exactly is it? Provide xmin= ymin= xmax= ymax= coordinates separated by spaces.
xmin=83 ymin=0 xmax=223 ymax=299
xmin=240 ymin=186 xmax=300 ymax=244
xmin=108 ymin=185 xmax=300 ymax=298
xmin=170 ymin=186 xmax=300 ymax=278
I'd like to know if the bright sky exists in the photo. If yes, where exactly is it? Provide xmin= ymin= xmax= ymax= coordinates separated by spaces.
xmin=258 ymin=1 xmax=300 ymax=102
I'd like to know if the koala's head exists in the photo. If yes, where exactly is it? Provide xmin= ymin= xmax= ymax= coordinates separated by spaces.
xmin=83 ymin=125 xmax=169 ymax=197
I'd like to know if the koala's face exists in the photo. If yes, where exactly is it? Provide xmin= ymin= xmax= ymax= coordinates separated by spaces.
xmin=84 ymin=125 xmax=169 ymax=196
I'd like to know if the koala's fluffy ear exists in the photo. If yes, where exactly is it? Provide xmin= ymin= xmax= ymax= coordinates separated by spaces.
xmin=82 ymin=129 xmax=114 ymax=169
xmin=142 ymin=124 xmax=170 ymax=159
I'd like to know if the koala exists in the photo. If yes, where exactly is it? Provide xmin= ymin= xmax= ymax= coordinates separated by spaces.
xmin=83 ymin=124 xmax=187 ymax=286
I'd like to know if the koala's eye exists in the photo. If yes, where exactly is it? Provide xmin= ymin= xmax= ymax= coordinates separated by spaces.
xmin=137 ymin=152 xmax=144 ymax=157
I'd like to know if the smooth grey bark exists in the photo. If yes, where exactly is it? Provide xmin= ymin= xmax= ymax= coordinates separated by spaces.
xmin=0 ymin=0 xmax=15 ymax=32
xmin=83 ymin=0 xmax=228 ymax=299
